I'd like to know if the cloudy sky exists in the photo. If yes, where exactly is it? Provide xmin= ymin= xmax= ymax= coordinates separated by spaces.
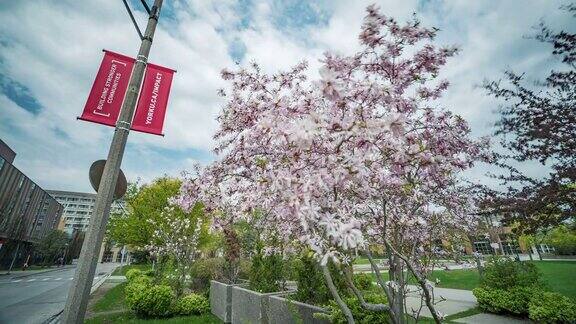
xmin=0 ymin=0 xmax=572 ymax=193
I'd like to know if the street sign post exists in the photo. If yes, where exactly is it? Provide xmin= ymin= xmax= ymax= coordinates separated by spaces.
xmin=89 ymin=159 xmax=127 ymax=200
xmin=61 ymin=1 xmax=164 ymax=323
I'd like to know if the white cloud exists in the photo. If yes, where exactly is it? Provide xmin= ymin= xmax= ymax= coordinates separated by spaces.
xmin=0 ymin=0 xmax=570 ymax=192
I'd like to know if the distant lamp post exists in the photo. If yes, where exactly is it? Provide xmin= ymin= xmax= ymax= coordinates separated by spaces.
xmin=63 ymin=243 xmax=69 ymax=265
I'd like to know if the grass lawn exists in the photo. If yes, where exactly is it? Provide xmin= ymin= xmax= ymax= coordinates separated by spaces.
xmin=428 ymin=269 xmax=480 ymax=290
xmin=366 ymin=260 xmax=576 ymax=298
xmin=353 ymin=257 xmax=384 ymax=265
xmin=367 ymin=269 xmax=480 ymax=290
xmin=535 ymin=261 xmax=576 ymax=300
xmin=112 ymin=264 xmax=152 ymax=276
xmin=85 ymin=312 xmax=222 ymax=324
xmin=92 ymin=283 xmax=127 ymax=312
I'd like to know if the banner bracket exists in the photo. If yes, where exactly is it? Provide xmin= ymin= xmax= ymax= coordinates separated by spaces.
xmin=116 ymin=121 xmax=131 ymax=130
xmin=136 ymin=55 xmax=148 ymax=65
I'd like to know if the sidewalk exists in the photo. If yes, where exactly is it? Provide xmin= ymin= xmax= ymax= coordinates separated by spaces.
xmin=405 ymin=285 xmax=529 ymax=323
xmin=405 ymin=285 xmax=476 ymax=318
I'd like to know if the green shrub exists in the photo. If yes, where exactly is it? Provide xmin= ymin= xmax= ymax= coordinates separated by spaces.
xmin=143 ymin=269 xmax=155 ymax=277
xmin=125 ymin=283 xmax=147 ymax=309
xmin=238 ymin=258 xmax=252 ymax=279
xmin=324 ymin=293 xmax=389 ymax=324
xmin=481 ymin=258 xmax=541 ymax=289
xmin=249 ymin=247 xmax=285 ymax=293
xmin=546 ymin=225 xmax=576 ymax=255
xmin=190 ymin=258 xmax=224 ymax=292
xmin=175 ymin=293 xmax=210 ymax=315
xmin=131 ymin=275 xmax=152 ymax=286
xmin=126 ymin=269 xmax=144 ymax=282
xmin=529 ymin=291 xmax=576 ymax=323
xmin=293 ymin=254 xmax=349 ymax=305
xmin=125 ymin=273 xmax=152 ymax=306
xmin=127 ymin=284 xmax=174 ymax=318
xmin=294 ymin=254 xmax=331 ymax=305
xmin=473 ymin=286 xmax=539 ymax=315
xmin=353 ymin=273 xmax=373 ymax=291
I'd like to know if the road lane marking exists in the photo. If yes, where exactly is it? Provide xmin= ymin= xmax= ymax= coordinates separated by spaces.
xmin=55 ymin=277 xmax=62 ymax=280
xmin=27 ymin=279 xmax=36 ymax=282
xmin=69 ymin=278 xmax=73 ymax=280
xmin=13 ymin=279 xmax=22 ymax=283
xmin=42 ymin=278 xmax=50 ymax=281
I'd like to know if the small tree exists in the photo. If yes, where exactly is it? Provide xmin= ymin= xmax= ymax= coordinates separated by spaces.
xmin=146 ymin=203 xmax=209 ymax=297
xmin=35 ymin=230 xmax=69 ymax=266
xmin=545 ymin=224 xmax=576 ymax=255
xmin=107 ymin=177 xmax=182 ymax=250
xmin=482 ymin=4 xmax=575 ymax=235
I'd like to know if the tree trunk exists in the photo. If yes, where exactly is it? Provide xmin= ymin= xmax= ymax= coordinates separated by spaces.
xmin=364 ymin=249 xmax=399 ymax=323
xmin=390 ymin=255 xmax=405 ymax=324
xmin=385 ymin=240 xmax=443 ymax=324
xmin=223 ymin=226 xmax=240 ymax=284
xmin=475 ymin=255 xmax=483 ymax=278
xmin=343 ymin=266 xmax=390 ymax=312
xmin=321 ymin=264 xmax=355 ymax=324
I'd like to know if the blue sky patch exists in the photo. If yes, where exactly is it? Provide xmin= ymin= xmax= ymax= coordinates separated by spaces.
xmin=0 ymin=74 xmax=43 ymax=115
xmin=271 ymin=0 xmax=330 ymax=31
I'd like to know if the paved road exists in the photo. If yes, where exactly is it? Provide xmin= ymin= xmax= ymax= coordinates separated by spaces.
xmin=0 ymin=263 xmax=119 ymax=324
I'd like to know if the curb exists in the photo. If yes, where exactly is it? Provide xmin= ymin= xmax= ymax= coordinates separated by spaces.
xmin=45 ymin=265 xmax=120 ymax=323
xmin=1 ymin=265 xmax=76 ymax=279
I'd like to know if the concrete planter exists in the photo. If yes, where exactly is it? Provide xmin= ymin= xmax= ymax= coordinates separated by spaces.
xmin=267 ymin=294 xmax=330 ymax=324
xmin=210 ymin=280 xmax=238 ymax=323
xmin=231 ymin=285 xmax=293 ymax=324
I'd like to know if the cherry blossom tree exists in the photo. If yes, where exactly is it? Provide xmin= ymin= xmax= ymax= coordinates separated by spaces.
xmin=175 ymin=5 xmax=490 ymax=324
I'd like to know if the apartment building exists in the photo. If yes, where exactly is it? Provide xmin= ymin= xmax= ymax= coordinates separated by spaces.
xmin=0 ymin=139 xmax=63 ymax=268
xmin=46 ymin=190 xmax=125 ymax=235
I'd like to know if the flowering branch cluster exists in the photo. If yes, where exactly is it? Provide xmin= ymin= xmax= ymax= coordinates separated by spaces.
xmin=147 ymin=207 xmax=203 ymax=265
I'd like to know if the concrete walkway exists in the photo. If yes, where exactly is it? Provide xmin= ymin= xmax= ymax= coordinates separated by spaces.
xmin=405 ymin=285 xmax=476 ymax=318
xmin=398 ymin=284 xmax=529 ymax=323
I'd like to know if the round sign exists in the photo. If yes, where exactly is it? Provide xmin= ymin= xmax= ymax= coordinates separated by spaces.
xmin=89 ymin=160 xmax=128 ymax=200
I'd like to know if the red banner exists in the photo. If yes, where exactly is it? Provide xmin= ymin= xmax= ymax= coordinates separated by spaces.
xmin=79 ymin=50 xmax=135 ymax=127
xmin=131 ymin=63 xmax=175 ymax=136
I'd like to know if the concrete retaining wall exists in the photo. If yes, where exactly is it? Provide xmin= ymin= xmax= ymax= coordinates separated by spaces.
xmin=210 ymin=280 xmax=234 ymax=323
xmin=267 ymin=294 xmax=330 ymax=324
xmin=231 ymin=286 xmax=292 ymax=324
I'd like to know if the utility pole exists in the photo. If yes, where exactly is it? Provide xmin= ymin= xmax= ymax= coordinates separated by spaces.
xmin=61 ymin=1 xmax=163 ymax=323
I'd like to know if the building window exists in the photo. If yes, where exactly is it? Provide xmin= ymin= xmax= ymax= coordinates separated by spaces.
xmin=473 ymin=240 xmax=494 ymax=255
xmin=538 ymin=244 xmax=555 ymax=254
xmin=501 ymin=240 xmax=520 ymax=255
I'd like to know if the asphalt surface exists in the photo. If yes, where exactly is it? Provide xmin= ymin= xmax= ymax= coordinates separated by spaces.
xmin=0 ymin=263 xmax=119 ymax=324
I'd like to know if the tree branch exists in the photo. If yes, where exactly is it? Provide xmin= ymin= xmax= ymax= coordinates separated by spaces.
xmin=321 ymin=264 xmax=355 ymax=324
